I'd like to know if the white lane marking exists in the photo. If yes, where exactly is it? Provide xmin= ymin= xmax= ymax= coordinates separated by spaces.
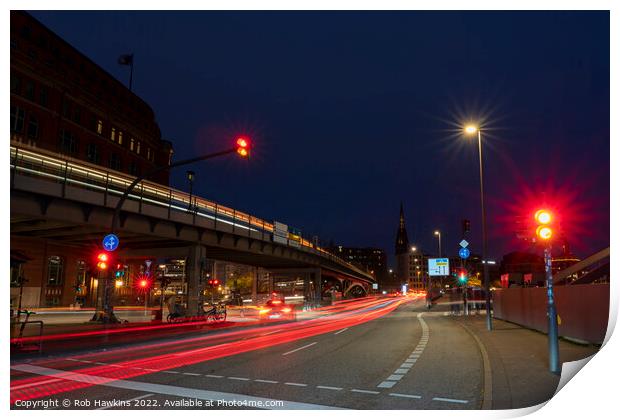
xmin=433 ymin=397 xmax=469 ymax=404
xmin=377 ymin=312 xmax=429 ymax=390
xmin=317 ymin=385 xmax=343 ymax=391
xmin=163 ymin=371 xmax=180 ymax=374
xmin=11 ymin=364 xmax=342 ymax=410
xmin=334 ymin=328 xmax=348 ymax=335
xmin=261 ymin=329 xmax=283 ymax=336
xmin=96 ymin=393 xmax=154 ymax=410
xmin=205 ymin=374 xmax=223 ymax=378
xmin=254 ymin=379 xmax=279 ymax=384
xmin=93 ymin=362 xmax=107 ymax=365
xmin=351 ymin=389 xmax=380 ymax=395
xmin=282 ymin=341 xmax=317 ymax=356
xmin=66 ymin=358 xmax=82 ymax=362
xmin=183 ymin=372 xmax=201 ymax=376
xmin=389 ymin=393 xmax=422 ymax=399
xmin=284 ymin=382 xmax=307 ymax=387
xmin=10 ymin=377 xmax=62 ymax=391
xmin=228 ymin=376 xmax=250 ymax=381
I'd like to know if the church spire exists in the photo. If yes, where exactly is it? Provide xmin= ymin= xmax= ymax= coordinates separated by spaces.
xmin=395 ymin=202 xmax=410 ymax=255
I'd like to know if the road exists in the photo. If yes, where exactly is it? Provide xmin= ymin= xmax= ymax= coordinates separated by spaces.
xmin=11 ymin=296 xmax=486 ymax=409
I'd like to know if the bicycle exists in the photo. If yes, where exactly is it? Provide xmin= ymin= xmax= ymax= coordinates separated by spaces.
xmin=204 ymin=303 xmax=227 ymax=322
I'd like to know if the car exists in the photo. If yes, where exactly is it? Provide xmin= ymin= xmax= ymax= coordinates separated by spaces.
xmin=258 ymin=298 xmax=296 ymax=320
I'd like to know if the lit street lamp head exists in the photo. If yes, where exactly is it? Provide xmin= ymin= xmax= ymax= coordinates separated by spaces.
xmin=465 ymin=125 xmax=478 ymax=135
xmin=434 ymin=230 xmax=440 ymax=236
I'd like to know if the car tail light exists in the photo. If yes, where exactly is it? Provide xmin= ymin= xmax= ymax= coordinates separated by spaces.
xmin=282 ymin=307 xmax=292 ymax=313
xmin=259 ymin=308 xmax=271 ymax=315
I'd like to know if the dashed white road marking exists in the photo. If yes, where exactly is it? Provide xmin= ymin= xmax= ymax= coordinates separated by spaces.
xmin=183 ymin=372 xmax=201 ymax=376
xmin=282 ymin=341 xmax=317 ymax=356
xmin=96 ymin=393 xmax=154 ymax=410
xmin=261 ymin=329 xmax=283 ymax=336
xmin=284 ymin=382 xmax=307 ymax=387
xmin=163 ymin=371 xmax=180 ymax=374
xmin=433 ymin=397 xmax=469 ymax=404
xmin=334 ymin=328 xmax=348 ymax=335
xmin=254 ymin=379 xmax=279 ymax=384
xmin=389 ymin=393 xmax=422 ymax=399
xmin=317 ymin=385 xmax=343 ymax=391
xmin=351 ymin=389 xmax=380 ymax=395
xmin=205 ymin=374 xmax=223 ymax=378
xmin=11 ymin=364 xmax=340 ymax=410
xmin=228 ymin=376 xmax=250 ymax=381
xmin=377 ymin=312 xmax=429 ymax=390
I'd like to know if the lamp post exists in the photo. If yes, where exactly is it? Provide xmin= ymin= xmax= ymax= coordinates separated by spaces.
xmin=433 ymin=231 xmax=441 ymax=257
xmin=186 ymin=170 xmax=195 ymax=212
xmin=465 ymin=125 xmax=492 ymax=331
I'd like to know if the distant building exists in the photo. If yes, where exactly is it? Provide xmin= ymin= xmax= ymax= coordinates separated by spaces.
xmin=327 ymin=246 xmax=389 ymax=287
xmin=395 ymin=203 xmax=410 ymax=288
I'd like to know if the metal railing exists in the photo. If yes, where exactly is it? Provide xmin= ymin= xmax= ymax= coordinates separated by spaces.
xmin=10 ymin=144 xmax=371 ymax=279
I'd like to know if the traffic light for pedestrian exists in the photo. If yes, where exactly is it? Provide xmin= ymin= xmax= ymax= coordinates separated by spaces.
xmin=236 ymin=137 xmax=250 ymax=158
xmin=535 ymin=209 xmax=553 ymax=241
xmin=114 ymin=263 xmax=124 ymax=278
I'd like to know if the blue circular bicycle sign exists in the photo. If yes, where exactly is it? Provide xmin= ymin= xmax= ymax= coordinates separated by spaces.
xmin=102 ymin=233 xmax=120 ymax=252
xmin=459 ymin=247 xmax=470 ymax=259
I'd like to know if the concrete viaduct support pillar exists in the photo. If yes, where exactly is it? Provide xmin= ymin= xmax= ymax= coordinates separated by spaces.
xmin=186 ymin=245 xmax=206 ymax=317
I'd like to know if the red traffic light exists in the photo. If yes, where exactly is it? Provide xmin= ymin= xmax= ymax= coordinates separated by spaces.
xmin=236 ymin=137 xmax=250 ymax=158
xmin=534 ymin=208 xmax=553 ymax=240
xmin=96 ymin=252 xmax=109 ymax=269
xmin=138 ymin=278 xmax=149 ymax=288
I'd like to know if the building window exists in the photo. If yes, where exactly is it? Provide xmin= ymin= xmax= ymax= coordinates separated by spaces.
xmin=25 ymin=81 xmax=35 ymax=100
xmin=110 ymin=127 xmax=116 ymax=141
xmin=47 ymin=256 xmax=64 ymax=286
xmin=168 ymin=150 xmax=173 ymax=165
xmin=136 ymin=141 xmax=141 ymax=155
xmin=62 ymin=100 xmax=70 ymax=118
xmin=59 ymin=129 xmax=79 ymax=156
xmin=109 ymin=153 xmax=122 ymax=171
xmin=97 ymin=119 xmax=103 ymax=134
xmin=10 ymin=105 xmax=25 ymax=133
xmin=118 ymin=131 xmax=123 ymax=145
xmin=128 ymin=161 xmax=139 ymax=176
xmin=39 ymin=86 xmax=48 ymax=107
xmin=73 ymin=107 xmax=81 ymax=124
xmin=86 ymin=143 xmax=101 ymax=165
xmin=130 ymin=138 xmax=135 ymax=151
xmin=147 ymin=147 xmax=151 ymax=161
xmin=10 ymin=74 xmax=21 ymax=94
xmin=27 ymin=116 xmax=39 ymax=139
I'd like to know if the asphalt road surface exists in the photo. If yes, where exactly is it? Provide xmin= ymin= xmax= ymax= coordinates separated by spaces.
xmin=11 ymin=296 xmax=486 ymax=410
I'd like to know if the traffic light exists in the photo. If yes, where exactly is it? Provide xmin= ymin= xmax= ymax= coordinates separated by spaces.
xmin=535 ymin=208 xmax=553 ymax=241
xmin=96 ymin=252 xmax=109 ymax=270
xmin=236 ymin=137 xmax=250 ymax=158
xmin=462 ymin=219 xmax=471 ymax=234
xmin=457 ymin=269 xmax=468 ymax=284
xmin=114 ymin=263 xmax=125 ymax=278
xmin=137 ymin=277 xmax=150 ymax=289
xmin=208 ymin=279 xmax=220 ymax=288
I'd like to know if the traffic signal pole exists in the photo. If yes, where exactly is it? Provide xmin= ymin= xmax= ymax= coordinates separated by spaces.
xmin=544 ymin=246 xmax=561 ymax=374
xmin=93 ymin=144 xmax=246 ymax=323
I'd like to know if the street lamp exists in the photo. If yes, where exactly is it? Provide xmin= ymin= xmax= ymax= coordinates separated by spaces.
xmin=464 ymin=125 xmax=492 ymax=331
xmin=411 ymin=246 xmax=417 ymax=253
xmin=186 ymin=170 xmax=195 ymax=212
xmin=434 ymin=231 xmax=441 ymax=257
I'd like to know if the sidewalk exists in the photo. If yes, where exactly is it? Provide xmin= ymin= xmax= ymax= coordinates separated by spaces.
xmin=452 ymin=314 xmax=600 ymax=409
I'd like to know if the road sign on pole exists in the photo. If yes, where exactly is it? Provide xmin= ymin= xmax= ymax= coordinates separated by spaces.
xmin=459 ymin=239 xmax=469 ymax=248
xmin=459 ymin=247 xmax=470 ymax=259
xmin=102 ymin=233 xmax=119 ymax=252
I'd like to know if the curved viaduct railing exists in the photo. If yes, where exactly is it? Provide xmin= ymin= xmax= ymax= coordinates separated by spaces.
xmin=10 ymin=144 xmax=373 ymax=282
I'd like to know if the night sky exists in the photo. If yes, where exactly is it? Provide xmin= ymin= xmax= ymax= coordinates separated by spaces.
xmin=29 ymin=11 xmax=610 ymax=265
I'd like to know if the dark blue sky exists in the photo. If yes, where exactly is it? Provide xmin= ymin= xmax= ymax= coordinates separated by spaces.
xmin=30 ymin=11 xmax=610 ymax=264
